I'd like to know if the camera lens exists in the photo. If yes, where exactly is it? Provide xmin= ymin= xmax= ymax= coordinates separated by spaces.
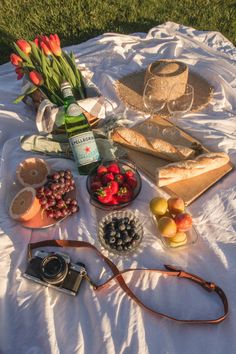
xmin=40 ymin=254 xmax=68 ymax=285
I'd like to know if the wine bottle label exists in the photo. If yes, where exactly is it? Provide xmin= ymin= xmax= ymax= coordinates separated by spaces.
xmin=67 ymin=103 xmax=83 ymax=116
xmin=62 ymin=87 xmax=73 ymax=98
xmin=69 ymin=132 xmax=100 ymax=167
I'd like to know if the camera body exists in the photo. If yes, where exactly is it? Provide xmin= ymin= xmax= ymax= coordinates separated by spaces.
xmin=24 ymin=250 xmax=87 ymax=296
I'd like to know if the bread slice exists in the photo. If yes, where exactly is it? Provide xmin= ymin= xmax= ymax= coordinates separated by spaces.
xmin=156 ymin=152 xmax=230 ymax=186
xmin=111 ymin=127 xmax=195 ymax=162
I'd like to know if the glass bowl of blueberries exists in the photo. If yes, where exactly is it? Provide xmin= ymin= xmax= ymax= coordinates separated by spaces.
xmin=98 ymin=210 xmax=143 ymax=255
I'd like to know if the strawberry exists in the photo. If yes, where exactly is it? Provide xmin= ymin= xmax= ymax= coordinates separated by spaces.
xmin=126 ymin=176 xmax=137 ymax=189
xmin=91 ymin=181 xmax=102 ymax=192
xmin=115 ymin=173 xmax=125 ymax=186
xmin=92 ymin=175 xmax=102 ymax=183
xmin=102 ymin=173 xmax=115 ymax=185
xmin=125 ymin=170 xmax=135 ymax=179
xmin=96 ymin=187 xmax=113 ymax=204
xmin=117 ymin=186 xmax=132 ymax=203
xmin=107 ymin=180 xmax=119 ymax=195
xmin=97 ymin=165 xmax=108 ymax=176
xmin=110 ymin=195 xmax=119 ymax=205
xmin=107 ymin=163 xmax=120 ymax=174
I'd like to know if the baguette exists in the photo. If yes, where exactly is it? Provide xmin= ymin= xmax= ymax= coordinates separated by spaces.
xmin=156 ymin=152 xmax=230 ymax=186
xmin=111 ymin=127 xmax=195 ymax=161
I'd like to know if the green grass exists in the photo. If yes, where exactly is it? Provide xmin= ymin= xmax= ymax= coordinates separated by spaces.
xmin=1 ymin=0 xmax=236 ymax=65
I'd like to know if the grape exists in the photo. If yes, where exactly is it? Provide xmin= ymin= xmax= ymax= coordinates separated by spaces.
xmin=52 ymin=173 xmax=60 ymax=180
xmin=47 ymin=211 xmax=54 ymax=218
xmin=50 ymin=183 xmax=57 ymax=191
xmin=44 ymin=188 xmax=52 ymax=197
xmin=65 ymin=179 xmax=71 ymax=187
xmin=39 ymin=197 xmax=47 ymax=205
xmin=54 ymin=210 xmax=62 ymax=219
xmin=57 ymin=200 xmax=65 ymax=209
xmin=61 ymin=209 xmax=68 ymax=217
xmin=55 ymin=193 xmax=62 ymax=200
xmin=38 ymin=169 xmax=78 ymax=220
xmin=70 ymin=206 xmax=78 ymax=213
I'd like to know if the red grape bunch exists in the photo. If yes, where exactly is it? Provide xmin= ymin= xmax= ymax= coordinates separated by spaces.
xmin=36 ymin=169 xmax=79 ymax=219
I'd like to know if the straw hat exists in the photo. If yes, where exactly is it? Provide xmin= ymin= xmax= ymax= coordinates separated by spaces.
xmin=115 ymin=60 xmax=213 ymax=115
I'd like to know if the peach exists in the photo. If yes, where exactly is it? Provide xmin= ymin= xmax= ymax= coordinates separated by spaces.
xmin=167 ymin=197 xmax=185 ymax=215
xmin=174 ymin=213 xmax=192 ymax=232
xmin=158 ymin=216 xmax=177 ymax=238
xmin=150 ymin=197 xmax=168 ymax=216
xmin=168 ymin=231 xmax=187 ymax=248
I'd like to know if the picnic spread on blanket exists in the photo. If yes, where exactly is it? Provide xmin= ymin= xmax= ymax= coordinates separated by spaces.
xmin=1 ymin=22 xmax=236 ymax=354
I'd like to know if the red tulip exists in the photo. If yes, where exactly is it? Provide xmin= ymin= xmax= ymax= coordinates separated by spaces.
xmin=40 ymin=41 xmax=52 ymax=56
xmin=50 ymin=34 xmax=60 ymax=47
xmin=33 ymin=37 xmax=39 ymax=47
xmin=29 ymin=70 xmax=44 ymax=86
xmin=48 ymin=34 xmax=61 ymax=56
xmin=10 ymin=53 xmax=23 ymax=66
xmin=15 ymin=67 xmax=24 ymax=80
xmin=16 ymin=39 xmax=31 ymax=54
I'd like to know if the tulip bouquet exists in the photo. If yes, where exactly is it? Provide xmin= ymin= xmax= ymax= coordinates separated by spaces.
xmin=10 ymin=34 xmax=86 ymax=106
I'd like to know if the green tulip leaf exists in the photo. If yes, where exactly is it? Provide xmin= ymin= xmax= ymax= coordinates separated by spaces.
xmin=28 ymin=41 xmax=42 ymax=66
xmin=13 ymin=85 xmax=37 ymax=104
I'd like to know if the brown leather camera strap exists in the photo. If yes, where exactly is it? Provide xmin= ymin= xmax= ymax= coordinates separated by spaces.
xmin=27 ymin=239 xmax=228 ymax=324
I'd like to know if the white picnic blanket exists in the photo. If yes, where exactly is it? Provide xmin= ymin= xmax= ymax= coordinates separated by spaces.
xmin=1 ymin=21 xmax=236 ymax=354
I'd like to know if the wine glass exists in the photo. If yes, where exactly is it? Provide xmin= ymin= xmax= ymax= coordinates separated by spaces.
xmin=167 ymin=83 xmax=194 ymax=120
xmin=162 ymin=83 xmax=194 ymax=138
xmin=143 ymin=77 xmax=168 ymax=137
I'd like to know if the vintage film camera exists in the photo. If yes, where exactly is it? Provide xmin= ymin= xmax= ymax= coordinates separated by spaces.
xmin=24 ymin=250 xmax=87 ymax=296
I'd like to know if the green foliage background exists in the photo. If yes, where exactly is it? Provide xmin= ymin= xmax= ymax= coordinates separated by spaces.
xmin=1 ymin=0 xmax=236 ymax=65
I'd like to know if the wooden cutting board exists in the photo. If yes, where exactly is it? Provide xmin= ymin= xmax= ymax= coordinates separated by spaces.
xmin=117 ymin=116 xmax=233 ymax=206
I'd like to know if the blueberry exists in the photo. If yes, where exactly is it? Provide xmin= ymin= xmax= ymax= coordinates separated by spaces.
xmin=123 ymin=234 xmax=130 ymax=243
xmin=117 ymin=239 xmax=123 ymax=246
xmin=104 ymin=231 xmax=110 ymax=238
xmin=130 ymin=220 xmax=136 ymax=227
xmin=130 ymin=230 xmax=136 ymax=237
xmin=123 ymin=246 xmax=128 ymax=251
xmin=126 ymin=224 xmax=131 ymax=231
xmin=124 ymin=217 xmax=129 ymax=224
xmin=109 ymin=237 xmax=116 ymax=244
xmin=127 ymin=243 xmax=133 ymax=250
xmin=119 ymin=223 xmax=126 ymax=231
xmin=115 ymin=231 xmax=121 ymax=238
xmin=121 ymin=230 xmax=128 ymax=237
xmin=134 ymin=233 xmax=140 ymax=240
xmin=117 ymin=246 xmax=123 ymax=252
xmin=110 ymin=230 xmax=116 ymax=237
xmin=112 ymin=217 xmax=118 ymax=222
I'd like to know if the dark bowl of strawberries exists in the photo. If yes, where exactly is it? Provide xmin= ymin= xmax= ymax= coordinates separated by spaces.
xmin=86 ymin=159 xmax=142 ymax=210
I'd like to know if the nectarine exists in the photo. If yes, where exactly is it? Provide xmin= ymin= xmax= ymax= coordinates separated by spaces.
xmin=158 ymin=216 xmax=177 ymax=237
xmin=168 ymin=197 xmax=185 ymax=215
xmin=174 ymin=213 xmax=192 ymax=232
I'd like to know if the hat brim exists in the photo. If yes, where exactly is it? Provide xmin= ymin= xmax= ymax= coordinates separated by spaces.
xmin=115 ymin=69 xmax=213 ymax=116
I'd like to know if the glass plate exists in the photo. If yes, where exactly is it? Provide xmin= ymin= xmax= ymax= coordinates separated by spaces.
xmin=98 ymin=210 xmax=143 ymax=255
xmin=151 ymin=213 xmax=198 ymax=250
xmin=7 ymin=165 xmax=77 ymax=229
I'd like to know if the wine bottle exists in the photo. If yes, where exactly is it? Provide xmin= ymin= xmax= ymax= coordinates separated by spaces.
xmin=61 ymin=82 xmax=100 ymax=175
